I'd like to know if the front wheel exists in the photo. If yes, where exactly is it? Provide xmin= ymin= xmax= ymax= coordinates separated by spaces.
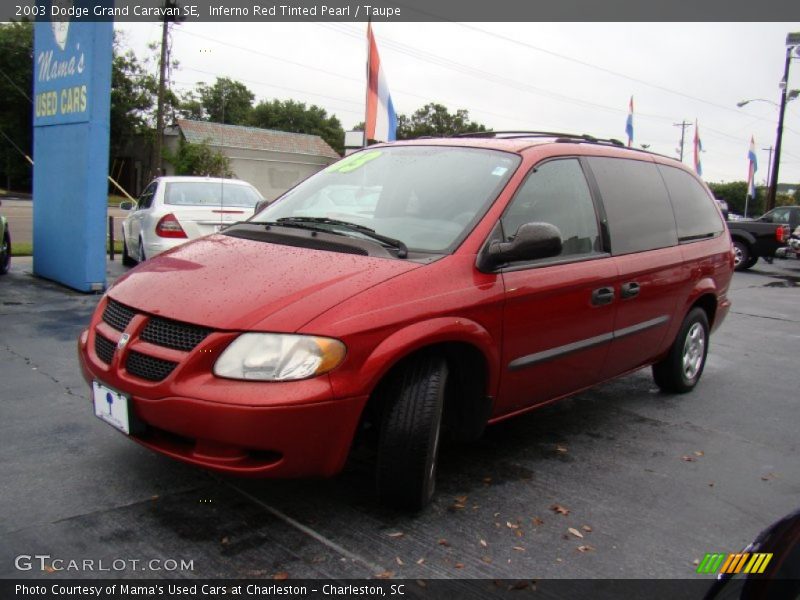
xmin=122 ymin=238 xmax=136 ymax=267
xmin=376 ymin=354 xmax=448 ymax=511
xmin=652 ymin=308 xmax=709 ymax=394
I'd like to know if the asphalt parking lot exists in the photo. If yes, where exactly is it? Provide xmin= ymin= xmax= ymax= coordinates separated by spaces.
xmin=1 ymin=255 xmax=799 ymax=583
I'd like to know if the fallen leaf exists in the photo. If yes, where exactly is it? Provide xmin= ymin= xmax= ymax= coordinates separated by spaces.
xmin=568 ymin=528 xmax=584 ymax=539
xmin=221 ymin=536 xmax=230 ymax=545
xmin=532 ymin=517 xmax=544 ymax=526
xmin=582 ymin=525 xmax=593 ymax=533
xmin=416 ymin=580 xmax=427 ymax=588
xmin=483 ymin=477 xmax=492 ymax=484
xmin=387 ymin=531 xmax=405 ymax=538
xmin=550 ymin=504 xmax=570 ymax=516
xmin=479 ymin=539 xmax=488 ymax=547
xmin=556 ymin=445 xmax=568 ymax=453
xmin=513 ymin=546 xmax=525 ymax=552
xmin=416 ymin=558 xmax=425 ymax=565
xmin=454 ymin=563 xmax=464 ymax=569
xmin=577 ymin=545 xmax=595 ymax=553
xmin=506 ymin=521 xmax=519 ymax=529
xmin=761 ymin=473 xmax=776 ymax=481
xmin=438 ymin=538 xmax=451 ymax=547
xmin=681 ymin=455 xmax=697 ymax=462
xmin=694 ymin=451 xmax=705 ymax=457
xmin=515 ymin=530 xmax=524 ymax=538
xmin=455 ymin=495 xmax=468 ymax=503
xmin=376 ymin=571 xmax=394 ymax=579
xmin=273 ymin=572 xmax=289 ymax=581
xmin=396 ymin=557 xmax=404 ymax=566
xmin=482 ymin=556 xmax=493 ymax=564
xmin=692 ymin=559 xmax=700 ymax=566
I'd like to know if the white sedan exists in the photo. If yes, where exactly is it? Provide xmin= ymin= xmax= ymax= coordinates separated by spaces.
xmin=120 ymin=176 xmax=264 ymax=265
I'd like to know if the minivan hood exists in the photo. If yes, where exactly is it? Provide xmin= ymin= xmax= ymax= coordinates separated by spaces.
xmin=108 ymin=235 xmax=421 ymax=332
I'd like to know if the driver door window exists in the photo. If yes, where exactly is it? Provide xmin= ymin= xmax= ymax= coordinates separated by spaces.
xmin=501 ymin=158 xmax=602 ymax=260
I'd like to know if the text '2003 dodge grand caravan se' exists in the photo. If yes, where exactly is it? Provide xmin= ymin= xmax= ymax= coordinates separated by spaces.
xmin=78 ymin=132 xmax=733 ymax=510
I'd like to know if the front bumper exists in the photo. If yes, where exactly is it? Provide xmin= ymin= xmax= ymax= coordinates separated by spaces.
xmin=77 ymin=297 xmax=366 ymax=477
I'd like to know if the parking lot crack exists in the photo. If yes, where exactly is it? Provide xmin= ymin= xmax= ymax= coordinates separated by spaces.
xmin=729 ymin=310 xmax=798 ymax=323
xmin=2 ymin=344 xmax=80 ymax=398
xmin=223 ymin=480 xmax=389 ymax=576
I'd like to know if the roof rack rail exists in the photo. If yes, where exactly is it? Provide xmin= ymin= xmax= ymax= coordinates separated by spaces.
xmin=452 ymin=130 xmax=627 ymax=148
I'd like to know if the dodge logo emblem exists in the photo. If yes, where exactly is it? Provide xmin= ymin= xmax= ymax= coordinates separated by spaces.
xmin=117 ymin=333 xmax=130 ymax=351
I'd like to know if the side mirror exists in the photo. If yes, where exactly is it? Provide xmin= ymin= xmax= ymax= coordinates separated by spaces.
xmin=479 ymin=222 xmax=563 ymax=271
xmin=254 ymin=199 xmax=269 ymax=214
xmin=119 ymin=201 xmax=134 ymax=211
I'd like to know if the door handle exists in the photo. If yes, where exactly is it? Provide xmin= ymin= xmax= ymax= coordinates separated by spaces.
xmin=621 ymin=282 xmax=640 ymax=299
xmin=591 ymin=287 xmax=615 ymax=306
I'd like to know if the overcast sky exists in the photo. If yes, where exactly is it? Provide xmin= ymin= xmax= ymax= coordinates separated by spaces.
xmin=116 ymin=21 xmax=800 ymax=185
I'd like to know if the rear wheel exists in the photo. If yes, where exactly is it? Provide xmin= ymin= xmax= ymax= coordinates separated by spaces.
xmin=122 ymin=238 xmax=136 ymax=267
xmin=376 ymin=354 xmax=448 ymax=511
xmin=652 ymin=308 xmax=709 ymax=393
xmin=0 ymin=227 xmax=10 ymax=275
xmin=732 ymin=240 xmax=752 ymax=271
xmin=137 ymin=237 xmax=146 ymax=263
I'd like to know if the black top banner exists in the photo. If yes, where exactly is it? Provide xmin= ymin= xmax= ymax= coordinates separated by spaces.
xmin=12 ymin=0 xmax=800 ymax=23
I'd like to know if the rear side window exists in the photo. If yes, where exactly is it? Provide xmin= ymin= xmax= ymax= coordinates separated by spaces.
xmin=501 ymin=158 xmax=601 ymax=260
xmin=586 ymin=157 xmax=678 ymax=255
xmin=657 ymin=165 xmax=724 ymax=241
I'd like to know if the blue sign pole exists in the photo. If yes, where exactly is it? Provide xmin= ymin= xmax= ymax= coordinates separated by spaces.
xmin=32 ymin=2 xmax=113 ymax=292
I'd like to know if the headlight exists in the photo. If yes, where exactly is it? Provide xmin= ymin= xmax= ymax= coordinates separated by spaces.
xmin=213 ymin=333 xmax=346 ymax=381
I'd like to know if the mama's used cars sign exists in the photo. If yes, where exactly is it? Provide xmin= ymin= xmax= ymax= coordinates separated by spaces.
xmin=33 ymin=1 xmax=112 ymax=292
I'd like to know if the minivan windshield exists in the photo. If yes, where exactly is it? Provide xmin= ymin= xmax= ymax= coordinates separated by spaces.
xmin=164 ymin=181 xmax=262 ymax=207
xmin=252 ymin=146 xmax=520 ymax=253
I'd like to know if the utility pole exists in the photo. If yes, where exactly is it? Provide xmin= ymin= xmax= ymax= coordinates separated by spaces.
xmin=673 ymin=121 xmax=690 ymax=162
xmin=762 ymin=146 xmax=774 ymax=188
xmin=766 ymin=37 xmax=798 ymax=212
xmin=153 ymin=15 xmax=169 ymax=179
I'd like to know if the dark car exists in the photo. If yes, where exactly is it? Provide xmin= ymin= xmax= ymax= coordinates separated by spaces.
xmin=78 ymin=133 xmax=733 ymax=510
xmin=757 ymin=205 xmax=800 ymax=232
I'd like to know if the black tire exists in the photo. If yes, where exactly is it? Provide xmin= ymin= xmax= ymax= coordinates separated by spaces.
xmin=733 ymin=240 xmax=752 ymax=271
xmin=137 ymin=237 xmax=146 ymax=263
xmin=0 ymin=227 xmax=9 ymax=275
xmin=122 ymin=238 xmax=136 ymax=267
xmin=744 ymin=255 xmax=759 ymax=269
xmin=376 ymin=354 xmax=448 ymax=511
xmin=652 ymin=307 xmax=710 ymax=394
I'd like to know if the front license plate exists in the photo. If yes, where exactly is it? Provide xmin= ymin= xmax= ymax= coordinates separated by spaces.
xmin=92 ymin=381 xmax=130 ymax=435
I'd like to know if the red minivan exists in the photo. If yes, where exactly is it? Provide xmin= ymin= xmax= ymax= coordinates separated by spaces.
xmin=78 ymin=133 xmax=733 ymax=510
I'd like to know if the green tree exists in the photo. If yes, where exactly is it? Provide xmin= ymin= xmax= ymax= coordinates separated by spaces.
xmin=250 ymin=99 xmax=344 ymax=154
xmin=707 ymin=181 xmax=761 ymax=216
xmin=196 ymin=77 xmax=254 ymax=125
xmin=0 ymin=21 xmax=33 ymax=190
xmin=165 ymin=137 xmax=233 ymax=177
xmin=396 ymin=103 xmax=487 ymax=140
xmin=110 ymin=38 xmax=158 ymax=158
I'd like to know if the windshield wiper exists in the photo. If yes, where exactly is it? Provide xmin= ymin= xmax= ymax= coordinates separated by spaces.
xmin=273 ymin=217 xmax=408 ymax=258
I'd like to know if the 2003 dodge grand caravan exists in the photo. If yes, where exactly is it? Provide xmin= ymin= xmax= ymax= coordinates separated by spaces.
xmin=78 ymin=133 xmax=733 ymax=510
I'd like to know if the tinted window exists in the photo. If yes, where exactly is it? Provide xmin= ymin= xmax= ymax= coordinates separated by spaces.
xmin=502 ymin=159 xmax=601 ymax=259
xmin=657 ymin=165 xmax=724 ymax=241
xmin=763 ymin=207 xmax=790 ymax=224
xmin=586 ymin=157 xmax=678 ymax=255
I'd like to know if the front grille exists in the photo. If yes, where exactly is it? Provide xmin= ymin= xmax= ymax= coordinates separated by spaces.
xmin=141 ymin=317 xmax=211 ymax=352
xmin=95 ymin=334 xmax=116 ymax=364
xmin=103 ymin=299 xmax=136 ymax=332
xmin=125 ymin=351 xmax=178 ymax=382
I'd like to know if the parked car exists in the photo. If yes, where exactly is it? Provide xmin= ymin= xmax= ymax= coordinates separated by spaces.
xmin=79 ymin=134 xmax=733 ymax=510
xmin=119 ymin=176 xmax=264 ymax=265
xmin=0 ymin=199 xmax=10 ymax=275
